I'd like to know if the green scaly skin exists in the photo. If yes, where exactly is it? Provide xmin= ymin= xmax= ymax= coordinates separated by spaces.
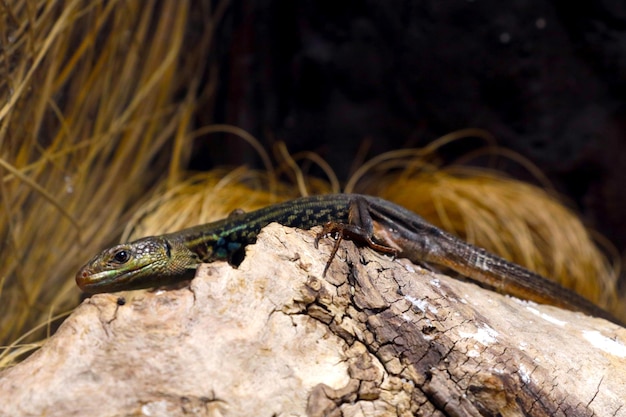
xmin=76 ymin=194 xmax=622 ymax=325
xmin=77 ymin=194 xmax=356 ymax=293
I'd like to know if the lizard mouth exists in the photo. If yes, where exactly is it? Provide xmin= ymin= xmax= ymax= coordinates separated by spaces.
xmin=75 ymin=262 xmax=154 ymax=294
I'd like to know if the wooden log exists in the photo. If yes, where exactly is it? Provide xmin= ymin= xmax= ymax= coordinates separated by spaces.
xmin=1 ymin=224 xmax=625 ymax=416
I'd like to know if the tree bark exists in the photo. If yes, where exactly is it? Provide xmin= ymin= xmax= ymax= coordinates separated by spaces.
xmin=1 ymin=224 xmax=625 ymax=416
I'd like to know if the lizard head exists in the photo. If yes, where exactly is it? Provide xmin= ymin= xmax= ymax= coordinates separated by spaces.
xmin=76 ymin=237 xmax=199 ymax=294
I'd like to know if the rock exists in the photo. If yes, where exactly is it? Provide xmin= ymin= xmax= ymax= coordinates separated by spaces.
xmin=1 ymin=224 xmax=625 ymax=416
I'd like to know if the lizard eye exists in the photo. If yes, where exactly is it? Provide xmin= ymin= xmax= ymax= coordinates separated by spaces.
xmin=113 ymin=250 xmax=130 ymax=263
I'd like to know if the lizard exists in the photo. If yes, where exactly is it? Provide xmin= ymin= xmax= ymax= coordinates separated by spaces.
xmin=76 ymin=193 xmax=621 ymax=325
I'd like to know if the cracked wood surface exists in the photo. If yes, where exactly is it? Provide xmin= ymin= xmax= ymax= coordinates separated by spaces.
xmin=1 ymin=224 xmax=626 ymax=416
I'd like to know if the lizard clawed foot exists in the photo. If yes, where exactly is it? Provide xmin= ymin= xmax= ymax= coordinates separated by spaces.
xmin=315 ymin=221 xmax=398 ymax=276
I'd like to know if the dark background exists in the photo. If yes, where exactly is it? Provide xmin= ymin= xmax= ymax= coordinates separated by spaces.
xmin=196 ymin=0 xmax=626 ymax=265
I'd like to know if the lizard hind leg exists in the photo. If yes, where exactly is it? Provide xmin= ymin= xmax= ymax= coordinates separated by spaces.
xmin=314 ymin=196 xmax=400 ymax=275
xmin=344 ymin=196 xmax=399 ymax=256
xmin=315 ymin=221 xmax=398 ymax=276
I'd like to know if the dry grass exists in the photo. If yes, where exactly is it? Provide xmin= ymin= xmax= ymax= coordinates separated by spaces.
xmin=0 ymin=1 xmax=621 ymax=370
xmin=0 ymin=0 xmax=225 ymax=366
